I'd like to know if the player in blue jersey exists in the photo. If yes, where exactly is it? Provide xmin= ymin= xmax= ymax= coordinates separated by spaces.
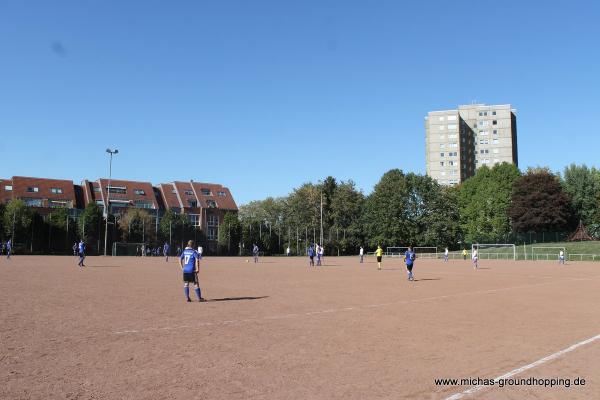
xmin=307 ymin=245 xmax=315 ymax=266
xmin=179 ymin=240 xmax=205 ymax=302
xmin=404 ymin=246 xmax=416 ymax=281
xmin=6 ymin=239 xmax=12 ymax=259
xmin=77 ymin=239 xmax=86 ymax=267
xmin=163 ymin=242 xmax=170 ymax=262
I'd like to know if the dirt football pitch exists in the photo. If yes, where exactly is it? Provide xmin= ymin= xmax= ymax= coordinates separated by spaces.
xmin=1 ymin=255 xmax=600 ymax=399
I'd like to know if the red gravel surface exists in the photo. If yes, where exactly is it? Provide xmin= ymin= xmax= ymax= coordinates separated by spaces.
xmin=1 ymin=255 xmax=599 ymax=399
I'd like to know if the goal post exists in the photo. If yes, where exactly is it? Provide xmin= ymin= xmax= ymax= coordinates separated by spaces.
xmin=472 ymin=243 xmax=516 ymax=260
xmin=531 ymin=246 xmax=566 ymax=261
xmin=112 ymin=242 xmax=145 ymax=256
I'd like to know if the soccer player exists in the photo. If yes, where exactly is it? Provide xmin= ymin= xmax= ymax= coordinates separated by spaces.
xmin=404 ymin=246 xmax=416 ymax=281
xmin=179 ymin=240 xmax=205 ymax=302
xmin=316 ymin=245 xmax=322 ymax=266
xmin=472 ymin=247 xmax=478 ymax=269
xmin=359 ymin=246 xmax=364 ymax=263
xmin=198 ymin=246 xmax=203 ymax=260
xmin=252 ymin=244 xmax=259 ymax=263
xmin=163 ymin=242 xmax=170 ymax=262
xmin=6 ymin=239 xmax=11 ymax=259
xmin=286 ymin=246 xmax=291 ymax=256
xmin=308 ymin=244 xmax=315 ymax=266
xmin=375 ymin=245 xmax=383 ymax=270
xmin=559 ymin=250 xmax=565 ymax=265
xmin=462 ymin=249 xmax=468 ymax=260
xmin=444 ymin=247 xmax=449 ymax=262
xmin=77 ymin=239 xmax=86 ymax=267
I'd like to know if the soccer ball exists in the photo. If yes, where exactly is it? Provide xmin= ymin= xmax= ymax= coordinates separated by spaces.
xmin=245 ymin=259 xmax=249 ymax=263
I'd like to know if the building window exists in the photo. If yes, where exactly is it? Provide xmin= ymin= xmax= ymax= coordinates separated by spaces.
xmin=493 ymin=130 xmax=498 ymax=134
xmin=447 ymin=115 xmax=457 ymax=121
xmin=93 ymin=186 xmax=101 ymax=192
xmin=449 ymin=152 xmax=458 ymax=157
xmin=480 ymin=149 xmax=489 ymax=154
xmin=492 ymin=111 xmax=496 ymax=115
xmin=184 ymin=190 xmax=193 ymax=196
xmin=4 ymin=185 xmax=12 ymax=191
xmin=188 ymin=214 xmax=201 ymax=227
xmin=188 ymin=200 xmax=197 ymax=207
xmin=217 ymin=191 xmax=226 ymax=197
xmin=27 ymin=187 xmax=39 ymax=193
xmin=171 ymin=189 xmax=177 ymax=194
xmin=24 ymin=198 xmax=43 ymax=207
xmin=206 ymin=200 xmax=217 ymax=208
xmin=438 ymin=116 xmax=444 ymax=121
xmin=448 ymin=134 xmax=457 ymax=139
xmin=108 ymin=186 xmax=127 ymax=194
xmin=492 ymin=120 xmax=498 ymax=125
xmin=493 ymin=138 xmax=499 ymax=144
xmin=207 ymin=214 xmax=219 ymax=240
xmin=493 ymin=148 xmax=500 ymax=154
xmin=133 ymin=189 xmax=146 ymax=195
xmin=49 ymin=200 xmax=69 ymax=208
xmin=134 ymin=200 xmax=153 ymax=209
xmin=447 ymin=124 xmax=457 ymax=130
xmin=449 ymin=161 xmax=455 ymax=166
xmin=440 ymin=162 xmax=445 ymax=166
xmin=50 ymin=188 xmax=63 ymax=194
xmin=440 ymin=152 xmax=445 ymax=157
xmin=201 ymin=188 xmax=212 ymax=196
xmin=440 ymin=144 xmax=445 ymax=149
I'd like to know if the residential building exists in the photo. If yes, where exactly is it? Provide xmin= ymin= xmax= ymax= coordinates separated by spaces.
xmin=425 ymin=104 xmax=518 ymax=185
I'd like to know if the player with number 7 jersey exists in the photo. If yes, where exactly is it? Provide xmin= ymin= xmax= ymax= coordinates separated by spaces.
xmin=179 ymin=240 xmax=205 ymax=302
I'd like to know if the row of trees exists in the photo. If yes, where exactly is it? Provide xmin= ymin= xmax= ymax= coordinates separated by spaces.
xmin=225 ymin=163 xmax=600 ymax=256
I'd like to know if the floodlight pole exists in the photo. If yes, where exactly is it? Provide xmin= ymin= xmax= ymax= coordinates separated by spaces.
xmin=104 ymin=148 xmax=118 ymax=256
xmin=320 ymin=190 xmax=323 ymax=246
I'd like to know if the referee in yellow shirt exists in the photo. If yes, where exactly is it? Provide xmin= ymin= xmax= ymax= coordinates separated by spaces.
xmin=375 ymin=245 xmax=384 ymax=270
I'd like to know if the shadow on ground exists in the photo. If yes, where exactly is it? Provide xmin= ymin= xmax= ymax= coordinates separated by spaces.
xmin=208 ymin=296 xmax=269 ymax=302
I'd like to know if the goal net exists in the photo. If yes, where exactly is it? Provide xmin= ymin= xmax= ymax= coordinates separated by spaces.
xmin=531 ymin=246 xmax=566 ymax=261
xmin=112 ymin=242 xmax=146 ymax=256
xmin=472 ymin=243 xmax=516 ymax=260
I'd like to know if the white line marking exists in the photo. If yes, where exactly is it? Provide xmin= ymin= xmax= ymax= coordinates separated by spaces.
xmin=112 ymin=276 xmax=600 ymax=336
xmin=444 ymin=333 xmax=600 ymax=400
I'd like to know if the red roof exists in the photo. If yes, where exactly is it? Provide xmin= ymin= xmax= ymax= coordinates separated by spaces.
xmin=10 ymin=176 xmax=77 ymax=208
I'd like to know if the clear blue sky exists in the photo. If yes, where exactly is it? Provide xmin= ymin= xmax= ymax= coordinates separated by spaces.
xmin=1 ymin=1 xmax=599 ymax=205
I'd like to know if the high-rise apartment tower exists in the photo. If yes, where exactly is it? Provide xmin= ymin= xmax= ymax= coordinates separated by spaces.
xmin=425 ymin=104 xmax=518 ymax=185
